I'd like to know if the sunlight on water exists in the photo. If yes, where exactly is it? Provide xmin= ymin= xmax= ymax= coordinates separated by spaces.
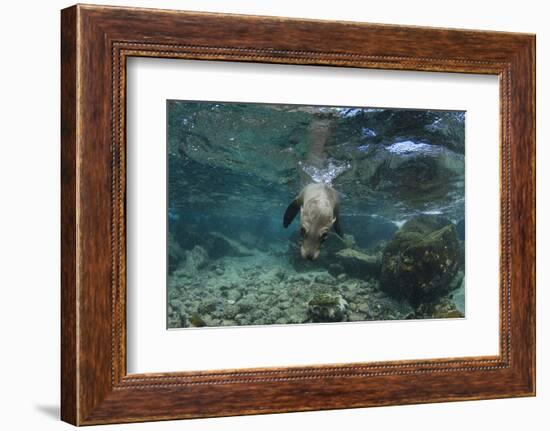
xmin=387 ymin=140 xmax=436 ymax=155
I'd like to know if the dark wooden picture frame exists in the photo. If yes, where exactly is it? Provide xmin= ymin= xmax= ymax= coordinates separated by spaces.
xmin=61 ymin=4 xmax=535 ymax=426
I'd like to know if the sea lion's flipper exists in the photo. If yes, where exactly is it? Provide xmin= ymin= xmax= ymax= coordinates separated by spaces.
xmin=332 ymin=202 xmax=343 ymax=237
xmin=283 ymin=199 xmax=301 ymax=228
xmin=333 ymin=217 xmax=343 ymax=237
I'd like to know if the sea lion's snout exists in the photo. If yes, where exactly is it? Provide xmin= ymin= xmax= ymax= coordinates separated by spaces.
xmin=300 ymin=228 xmax=325 ymax=261
xmin=301 ymin=245 xmax=320 ymax=261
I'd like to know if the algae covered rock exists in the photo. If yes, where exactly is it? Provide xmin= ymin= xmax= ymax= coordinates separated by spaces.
xmin=415 ymin=297 xmax=464 ymax=319
xmin=189 ymin=312 xmax=207 ymax=327
xmin=307 ymin=293 xmax=349 ymax=323
xmin=380 ymin=214 xmax=460 ymax=304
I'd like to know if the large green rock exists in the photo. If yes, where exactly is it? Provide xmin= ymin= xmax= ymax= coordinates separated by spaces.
xmin=380 ymin=215 xmax=461 ymax=304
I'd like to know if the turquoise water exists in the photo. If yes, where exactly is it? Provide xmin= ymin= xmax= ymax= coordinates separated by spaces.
xmin=167 ymin=101 xmax=465 ymax=329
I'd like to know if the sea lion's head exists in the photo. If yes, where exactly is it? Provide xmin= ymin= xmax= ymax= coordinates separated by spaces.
xmin=299 ymin=200 xmax=335 ymax=260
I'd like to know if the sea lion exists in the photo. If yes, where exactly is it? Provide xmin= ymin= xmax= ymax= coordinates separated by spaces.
xmin=283 ymin=182 xmax=343 ymax=260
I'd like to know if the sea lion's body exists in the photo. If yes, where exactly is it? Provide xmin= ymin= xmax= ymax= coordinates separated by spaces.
xmin=283 ymin=183 xmax=343 ymax=260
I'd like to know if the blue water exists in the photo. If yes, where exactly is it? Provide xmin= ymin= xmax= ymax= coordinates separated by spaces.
xmin=166 ymin=101 xmax=465 ymax=329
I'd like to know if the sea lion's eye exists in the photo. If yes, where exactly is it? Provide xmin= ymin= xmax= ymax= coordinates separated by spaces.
xmin=320 ymin=232 xmax=328 ymax=242
xmin=300 ymin=227 xmax=306 ymax=237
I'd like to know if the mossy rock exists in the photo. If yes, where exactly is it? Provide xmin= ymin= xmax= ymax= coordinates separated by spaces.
xmin=307 ymin=293 xmax=348 ymax=323
xmin=394 ymin=214 xmax=452 ymax=236
xmin=380 ymin=215 xmax=461 ymax=304
xmin=189 ymin=312 xmax=207 ymax=327
xmin=415 ymin=297 xmax=464 ymax=319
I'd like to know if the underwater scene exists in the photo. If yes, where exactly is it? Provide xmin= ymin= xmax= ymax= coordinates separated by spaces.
xmin=167 ymin=100 xmax=465 ymax=329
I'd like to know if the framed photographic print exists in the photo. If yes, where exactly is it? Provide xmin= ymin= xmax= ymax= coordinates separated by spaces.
xmin=61 ymin=4 xmax=536 ymax=425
